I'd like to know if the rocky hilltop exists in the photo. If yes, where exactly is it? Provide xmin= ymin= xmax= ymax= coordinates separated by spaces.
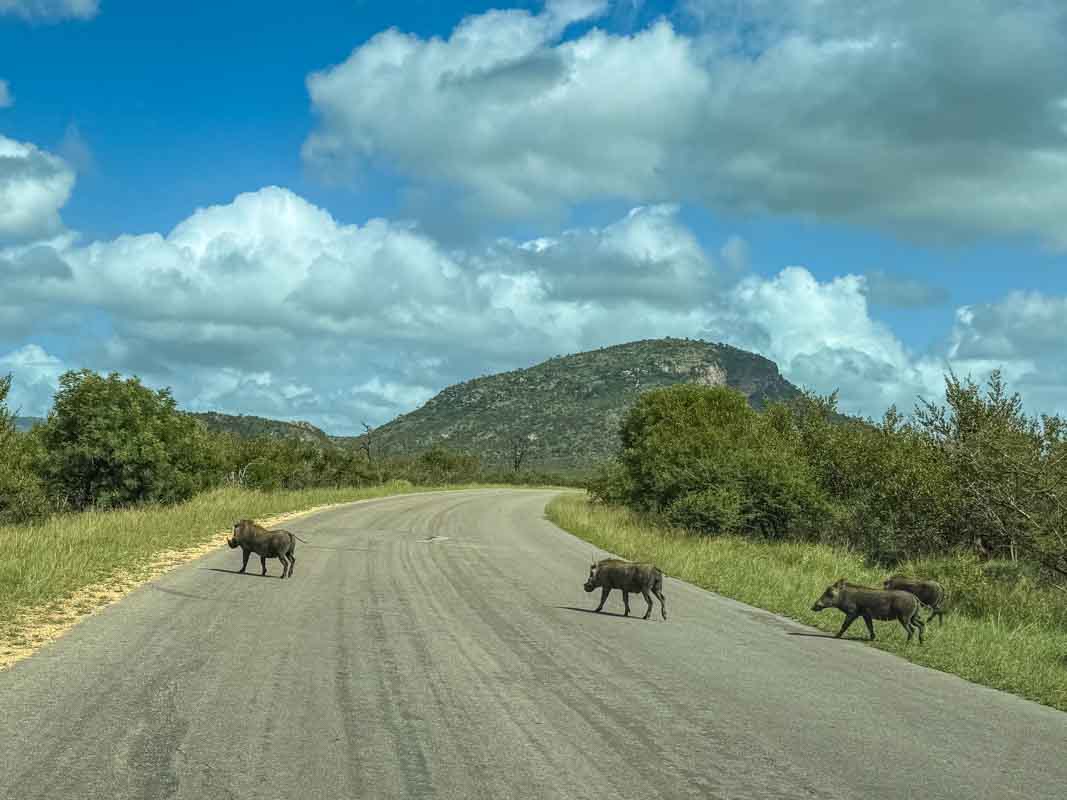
xmin=357 ymin=338 xmax=802 ymax=471
xmin=190 ymin=412 xmax=333 ymax=445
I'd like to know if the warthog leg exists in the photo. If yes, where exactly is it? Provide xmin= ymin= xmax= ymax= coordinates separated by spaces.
xmin=260 ymin=554 xmax=268 ymax=576
xmin=898 ymin=616 xmax=913 ymax=642
xmin=287 ymin=552 xmax=295 ymax=578
xmin=862 ymin=611 xmax=876 ymax=641
xmin=277 ymin=553 xmax=290 ymax=579
xmin=913 ymin=615 xmax=925 ymax=644
xmin=622 ymin=590 xmax=631 ymax=617
xmin=594 ymin=587 xmax=611 ymax=613
xmin=239 ymin=548 xmax=251 ymax=574
xmin=653 ymin=587 xmax=667 ymax=621
xmin=835 ymin=612 xmax=860 ymax=638
xmin=641 ymin=588 xmax=653 ymax=620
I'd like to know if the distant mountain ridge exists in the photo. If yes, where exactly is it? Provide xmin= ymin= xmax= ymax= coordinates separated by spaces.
xmin=10 ymin=412 xmax=331 ymax=444
xmin=354 ymin=338 xmax=803 ymax=470
xmin=9 ymin=339 xmax=806 ymax=471
xmin=190 ymin=412 xmax=334 ymax=445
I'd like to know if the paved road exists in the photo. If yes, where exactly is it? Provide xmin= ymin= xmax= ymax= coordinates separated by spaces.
xmin=1 ymin=489 xmax=1065 ymax=799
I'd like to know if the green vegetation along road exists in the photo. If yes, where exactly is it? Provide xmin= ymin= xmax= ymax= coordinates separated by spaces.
xmin=1 ymin=489 xmax=1064 ymax=799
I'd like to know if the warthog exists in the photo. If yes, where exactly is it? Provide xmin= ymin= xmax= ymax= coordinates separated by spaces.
xmin=883 ymin=575 xmax=947 ymax=626
xmin=584 ymin=558 xmax=667 ymax=621
xmin=812 ymin=579 xmax=925 ymax=643
xmin=228 ymin=519 xmax=307 ymax=579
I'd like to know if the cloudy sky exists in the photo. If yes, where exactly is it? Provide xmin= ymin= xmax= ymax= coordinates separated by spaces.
xmin=2 ymin=0 xmax=1065 ymax=434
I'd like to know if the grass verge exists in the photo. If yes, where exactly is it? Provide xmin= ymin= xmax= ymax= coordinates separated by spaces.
xmin=548 ymin=494 xmax=1067 ymax=713
xmin=0 ymin=482 xmax=536 ymax=668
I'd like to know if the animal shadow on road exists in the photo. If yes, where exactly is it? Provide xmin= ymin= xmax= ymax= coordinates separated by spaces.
xmin=786 ymin=631 xmax=862 ymax=640
xmin=555 ymin=605 xmax=641 ymax=620
xmin=149 ymin=584 xmax=209 ymax=601
xmin=201 ymin=567 xmax=273 ymax=578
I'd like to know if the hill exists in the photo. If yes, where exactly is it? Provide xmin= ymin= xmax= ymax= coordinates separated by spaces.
xmin=353 ymin=338 xmax=803 ymax=471
xmin=190 ymin=412 xmax=334 ymax=445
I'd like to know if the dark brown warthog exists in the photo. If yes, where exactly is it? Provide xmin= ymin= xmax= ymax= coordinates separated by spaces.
xmin=883 ymin=575 xmax=947 ymax=626
xmin=584 ymin=558 xmax=667 ymax=621
xmin=228 ymin=519 xmax=307 ymax=579
xmin=811 ymin=579 xmax=925 ymax=643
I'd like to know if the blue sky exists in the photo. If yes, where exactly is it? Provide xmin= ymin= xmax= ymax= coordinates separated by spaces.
xmin=2 ymin=0 xmax=1066 ymax=433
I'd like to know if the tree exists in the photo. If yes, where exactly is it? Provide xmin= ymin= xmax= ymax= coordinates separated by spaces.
xmin=0 ymin=373 xmax=51 ymax=523
xmin=617 ymin=384 xmax=827 ymax=538
xmin=38 ymin=370 xmax=221 ymax=510
xmin=359 ymin=420 xmax=384 ymax=484
xmin=0 ymin=373 xmax=17 ymax=450
xmin=507 ymin=433 xmax=538 ymax=472
xmin=915 ymin=370 xmax=1067 ymax=580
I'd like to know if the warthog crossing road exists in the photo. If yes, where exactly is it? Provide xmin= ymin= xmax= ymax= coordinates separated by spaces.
xmin=584 ymin=558 xmax=667 ymax=621
xmin=812 ymin=579 xmax=926 ymax=643
xmin=883 ymin=575 xmax=948 ymax=626
xmin=228 ymin=519 xmax=307 ymax=579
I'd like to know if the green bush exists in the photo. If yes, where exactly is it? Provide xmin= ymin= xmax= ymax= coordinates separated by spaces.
xmin=586 ymin=459 xmax=633 ymax=505
xmin=617 ymin=384 xmax=828 ymax=538
xmin=666 ymin=484 xmax=744 ymax=533
xmin=37 ymin=370 xmax=223 ymax=510
xmin=0 ymin=375 xmax=51 ymax=524
xmin=406 ymin=445 xmax=480 ymax=485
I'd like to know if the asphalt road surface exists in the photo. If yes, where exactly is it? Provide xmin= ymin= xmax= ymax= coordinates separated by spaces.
xmin=2 ymin=489 xmax=1065 ymax=800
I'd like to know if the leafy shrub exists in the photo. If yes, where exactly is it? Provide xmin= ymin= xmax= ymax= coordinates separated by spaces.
xmin=37 ymin=370 xmax=222 ymax=510
xmin=0 ymin=375 xmax=51 ymax=524
xmin=617 ymin=384 xmax=828 ymax=538
xmin=586 ymin=459 xmax=633 ymax=505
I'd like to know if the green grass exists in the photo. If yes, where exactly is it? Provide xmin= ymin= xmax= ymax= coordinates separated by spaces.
xmin=0 ymin=481 xmax=538 ymax=634
xmin=548 ymin=494 xmax=1067 ymax=713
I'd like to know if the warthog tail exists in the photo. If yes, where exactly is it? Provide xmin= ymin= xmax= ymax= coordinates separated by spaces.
xmin=935 ymin=583 xmax=947 ymax=611
xmin=291 ymin=533 xmax=309 ymax=543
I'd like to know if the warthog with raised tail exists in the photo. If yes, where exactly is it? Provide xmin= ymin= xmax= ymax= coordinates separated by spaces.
xmin=584 ymin=558 xmax=667 ymax=621
xmin=883 ymin=575 xmax=947 ymax=626
xmin=228 ymin=519 xmax=307 ymax=579
xmin=812 ymin=579 xmax=925 ymax=643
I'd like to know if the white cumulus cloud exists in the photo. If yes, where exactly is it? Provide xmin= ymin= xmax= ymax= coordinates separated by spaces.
xmin=0 ymin=135 xmax=76 ymax=242
xmin=0 ymin=343 xmax=67 ymax=417
xmin=3 ymin=184 xmax=1064 ymax=430
xmin=304 ymin=0 xmax=1067 ymax=247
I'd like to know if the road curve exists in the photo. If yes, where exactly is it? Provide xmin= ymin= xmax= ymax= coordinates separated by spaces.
xmin=1 ymin=489 xmax=1065 ymax=800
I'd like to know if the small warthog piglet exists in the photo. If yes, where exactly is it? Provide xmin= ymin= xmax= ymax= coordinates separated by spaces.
xmin=883 ymin=575 xmax=948 ymax=626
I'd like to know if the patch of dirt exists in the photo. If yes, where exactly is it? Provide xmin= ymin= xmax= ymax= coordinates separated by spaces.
xmin=0 ymin=501 xmax=352 ymax=671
